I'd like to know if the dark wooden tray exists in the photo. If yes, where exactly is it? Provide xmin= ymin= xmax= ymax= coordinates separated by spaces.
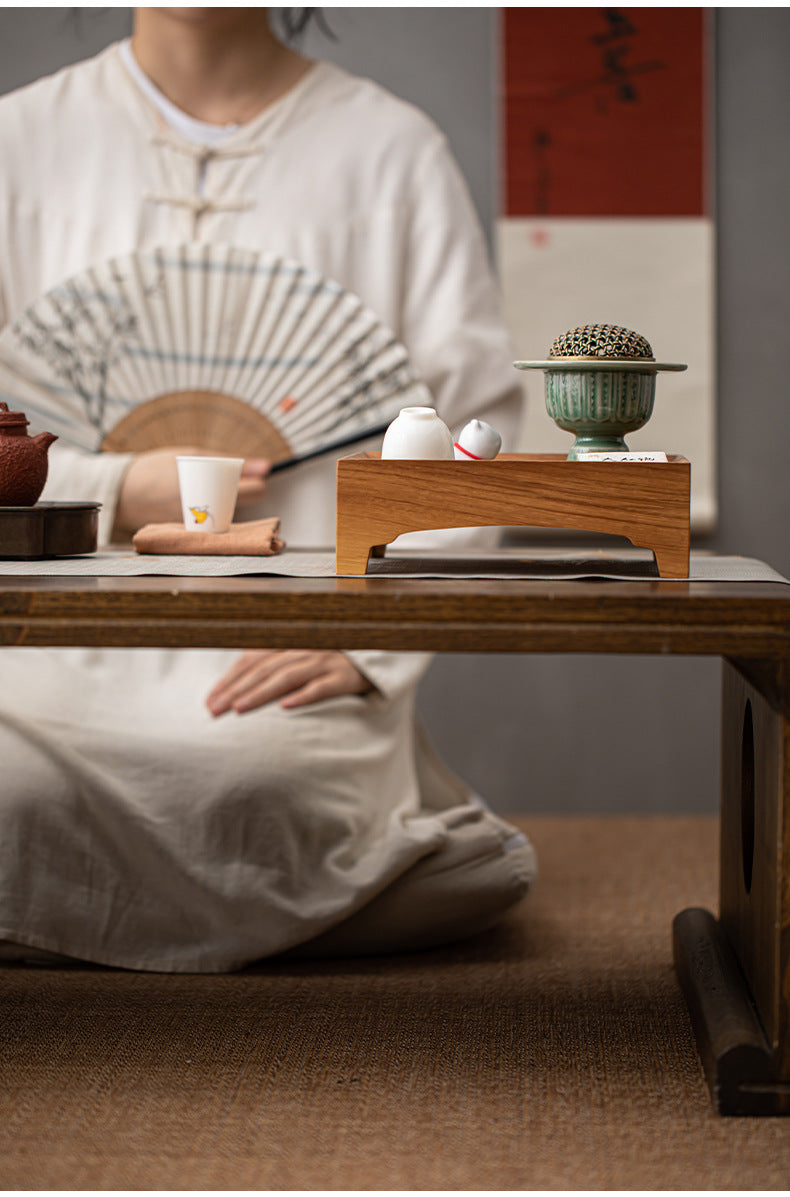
xmin=0 ymin=502 xmax=100 ymax=558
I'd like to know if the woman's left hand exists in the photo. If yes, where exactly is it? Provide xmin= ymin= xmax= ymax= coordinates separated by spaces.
xmin=206 ymin=649 xmax=374 ymax=715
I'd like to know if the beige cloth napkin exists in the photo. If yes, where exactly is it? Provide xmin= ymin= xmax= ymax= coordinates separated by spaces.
xmin=133 ymin=517 xmax=285 ymax=556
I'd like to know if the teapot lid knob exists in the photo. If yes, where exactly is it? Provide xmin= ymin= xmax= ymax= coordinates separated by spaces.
xmin=0 ymin=401 xmax=30 ymax=428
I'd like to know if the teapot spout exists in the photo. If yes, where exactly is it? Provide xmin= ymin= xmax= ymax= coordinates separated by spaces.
xmin=32 ymin=430 xmax=58 ymax=452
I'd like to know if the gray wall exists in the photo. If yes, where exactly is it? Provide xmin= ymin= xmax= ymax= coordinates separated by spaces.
xmin=0 ymin=8 xmax=132 ymax=88
xmin=0 ymin=8 xmax=787 ymax=815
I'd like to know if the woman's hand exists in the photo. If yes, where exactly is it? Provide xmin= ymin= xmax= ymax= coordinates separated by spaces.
xmin=112 ymin=448 xmax=270 ymax=537
xmin=206 ymin=650 xmax=374 ymax=715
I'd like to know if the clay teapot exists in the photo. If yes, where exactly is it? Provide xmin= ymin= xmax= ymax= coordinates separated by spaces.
xmin=0 ymin=402 xmax=58 ymax=506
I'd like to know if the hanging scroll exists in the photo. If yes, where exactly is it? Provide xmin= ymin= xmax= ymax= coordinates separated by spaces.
xmin=498 ymin=7 xmax=715 ymax=527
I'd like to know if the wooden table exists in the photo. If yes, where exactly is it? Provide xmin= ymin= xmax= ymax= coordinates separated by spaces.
xmin=1 ymin=568 xmax=789 ymax=1116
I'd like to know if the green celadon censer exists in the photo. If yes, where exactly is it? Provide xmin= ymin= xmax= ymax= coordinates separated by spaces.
xmin=514 ymin=324 xmax=687 ymax=459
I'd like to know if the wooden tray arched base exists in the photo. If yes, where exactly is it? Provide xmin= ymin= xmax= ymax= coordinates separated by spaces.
xmin=336 ymin=452 xmax=691 ymax=577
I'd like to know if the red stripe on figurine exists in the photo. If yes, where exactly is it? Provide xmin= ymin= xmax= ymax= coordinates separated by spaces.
xmin=454 ymin=442 xmax=483 ymax=460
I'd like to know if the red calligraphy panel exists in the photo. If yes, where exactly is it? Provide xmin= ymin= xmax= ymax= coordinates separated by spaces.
xmin=503 ymin=7 xmax=707 ymax=217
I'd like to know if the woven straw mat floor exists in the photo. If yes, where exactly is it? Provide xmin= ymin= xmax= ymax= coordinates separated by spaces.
xmin=2 ymin=816 xmax=790 ymax=1190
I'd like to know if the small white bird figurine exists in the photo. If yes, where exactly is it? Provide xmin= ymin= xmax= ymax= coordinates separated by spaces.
xmin=453 ymin=418 xmax=502 ymax=461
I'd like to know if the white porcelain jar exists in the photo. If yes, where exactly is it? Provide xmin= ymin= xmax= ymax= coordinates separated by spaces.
xmin=380 ymin=406 xmax=454 ymax=459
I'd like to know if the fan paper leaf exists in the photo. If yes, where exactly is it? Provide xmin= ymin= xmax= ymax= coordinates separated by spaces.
xmin=0 ymin=243 xmax=430 ymax=461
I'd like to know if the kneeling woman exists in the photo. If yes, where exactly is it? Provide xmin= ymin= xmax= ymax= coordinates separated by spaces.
xmin=0 ymin=7 xmax=536 ymax=970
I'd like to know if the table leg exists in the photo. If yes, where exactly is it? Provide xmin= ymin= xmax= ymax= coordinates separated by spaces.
xmin=673 ymin=658 xmax=790 ymax=1115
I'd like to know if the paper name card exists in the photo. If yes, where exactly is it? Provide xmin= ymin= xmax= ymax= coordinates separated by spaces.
xmin=580 ymin=452 xmax=669 ymax=463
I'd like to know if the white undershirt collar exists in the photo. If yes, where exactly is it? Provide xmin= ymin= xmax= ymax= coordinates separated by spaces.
xmin=119 ymin=39 xmax=240 ymax=147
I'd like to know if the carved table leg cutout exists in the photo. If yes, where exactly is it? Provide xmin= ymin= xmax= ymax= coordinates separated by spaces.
xmin=674 ymin=661 xmax=790 ymax=1114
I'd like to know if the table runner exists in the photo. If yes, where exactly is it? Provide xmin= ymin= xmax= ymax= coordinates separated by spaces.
xmin=0 ymin=548 xmax=786 ymax=583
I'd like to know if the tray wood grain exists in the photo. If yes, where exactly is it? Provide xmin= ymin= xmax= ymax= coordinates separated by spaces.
xmin=336 ymin=452 xmax=691 ymax=577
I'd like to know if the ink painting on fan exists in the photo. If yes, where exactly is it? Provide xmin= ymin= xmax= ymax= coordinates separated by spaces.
xmin=0 ymin=243 xmax=429 ymax=463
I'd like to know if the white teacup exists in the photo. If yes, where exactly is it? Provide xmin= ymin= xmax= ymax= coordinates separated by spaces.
xmin=176 ymin=455 xmax=244 ymax=533
xmin=453 ymin=419 xmax=502 ymax=461
xmin=380 ymin=406 xmax=454 ymax=459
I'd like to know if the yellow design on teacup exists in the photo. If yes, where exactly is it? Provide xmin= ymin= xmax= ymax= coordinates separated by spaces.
xmin=190 ymin=506 xmax=210 ymax=525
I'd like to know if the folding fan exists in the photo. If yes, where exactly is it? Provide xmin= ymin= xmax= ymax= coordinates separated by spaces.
xmin=0 ymin=243 xmax=431 ymax=462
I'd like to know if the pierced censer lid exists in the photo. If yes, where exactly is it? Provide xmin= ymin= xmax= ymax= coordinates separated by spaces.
xmin=513 ymin=322 xmax=687 ymax=373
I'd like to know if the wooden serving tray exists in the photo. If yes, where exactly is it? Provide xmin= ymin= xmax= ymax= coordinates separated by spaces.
xmin=0 ymin=502 xmax=100 ymax=559
xmin=336 ymin=452 xmax=690 ymax=577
